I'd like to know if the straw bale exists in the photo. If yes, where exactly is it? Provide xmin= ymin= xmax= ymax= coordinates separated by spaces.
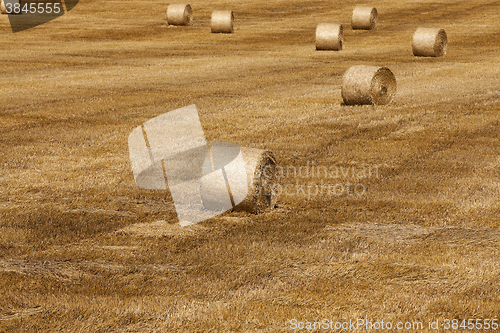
xmin=316 ymin=23 xmax=343 ymax=51
xmin=341 ymin=65 xmax=397 ymax=105
xmin=201 ymin=147 xmax=277 ymax=214
xmin=352 ymin=6 xmax=377 ymax=30
xmin=412 ymin=28 xmax=447 ymax=57
xmin=211 ymin=10 xmax=234 ymax=33
xmin=167 ymin=4 xmax=193 ymax=26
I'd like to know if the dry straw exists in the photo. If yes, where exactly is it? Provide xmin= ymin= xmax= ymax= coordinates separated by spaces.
xmin=412 ymin=28 xmax=447 ymax=57
xmin=211 ymin=10 xmax=234 ymax=33
xmin=201 ymin=148 xmax=277 ymax=214
xmin=234 ymin=148 xmax=277 ymax=213
xmin=351 ymin=6 xmax=377 ymax=30
xmin=341 ymin=65 xmax=397 ymax=105
xmin=316 ymin=23 xmax=343 ymax=51
xmin=166 ymin=4 xmax=193 ymax=26
xmin=1 ymin=0 xmax=21 ymax=15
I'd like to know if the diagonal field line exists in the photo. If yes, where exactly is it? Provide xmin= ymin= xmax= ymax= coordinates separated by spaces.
xmin=140 ymin=124 xmax=154 ymax=163
xmin=221 ymin=167 xmax=236 ymax=208
xmin=207 ymin=142 xmax=215 ymax=173
xmin=208 ymin=142 xmax=236 ymax=208
xmin=61 ymin=0 xmax=67 ymax=12
xmin=141 ymin=123 xmax=168 ymax=190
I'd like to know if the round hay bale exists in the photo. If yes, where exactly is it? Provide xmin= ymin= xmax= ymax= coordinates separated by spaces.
xmin=200 ymin=146 xmax=277 ymax=214
xmin=1 ymin=0 xmax=22 ymax=15
xmin=235 ymin=148 xmax=277 ymax=213
xmin=341 ymin=65 xmax=397 ymax=105
xmin=166 ymin=4 xmax=193 ymax=26
xmin=316 ymin=23 xmax=343 ymax=51
xmin=211 ymin=10 xmax=234 ymax=33
xmin=351 ymin=6 xmax=377 ymax=30
xmin=412 ymin=28 xmax=447 ymax=57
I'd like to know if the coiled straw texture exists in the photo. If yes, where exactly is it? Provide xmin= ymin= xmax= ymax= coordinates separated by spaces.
xmin=412 ymin=28 xmax=447 ymax=57
xmin=341 ymin=65 xmax=397 ymax=105
xmin=201 ymin=147 xmax=277 ymax=214
xmin=167 ymin=4 xmax=193 ymax=26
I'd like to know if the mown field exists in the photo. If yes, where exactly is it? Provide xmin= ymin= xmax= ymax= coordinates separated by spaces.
xmin=1 ymin=0 xmax=500 ymax=331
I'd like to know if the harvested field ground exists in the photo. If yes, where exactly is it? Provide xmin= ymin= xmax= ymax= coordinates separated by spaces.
xmin=1 ymin=0 xmax=500 ymax=331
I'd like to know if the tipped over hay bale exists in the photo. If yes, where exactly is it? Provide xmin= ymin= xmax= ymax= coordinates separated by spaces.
xmin=1 ymin=0 xmax=21 ymax=15
xmin=351 ymin=6 xmax=377 ymax=30
xmin=235 ymin=148 xmax=277 ymax=213
xmin=211 ymin=10 xmax=234 ymax=33
xmin=316 ymin=23 xmax=343 ymax=51
xmin=200 ymin=146 xmax=277 ymax=214
xmin=166 ymin=4 xmax=193 ymax=26
xmin=412 ymin=28 xmax=447 ymax=57
xmin=341 ymin=65 xmax=397 ymax=105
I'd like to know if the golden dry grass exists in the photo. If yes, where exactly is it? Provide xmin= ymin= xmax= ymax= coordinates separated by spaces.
xmin=1 ymin=0 xmax=500 ymax=331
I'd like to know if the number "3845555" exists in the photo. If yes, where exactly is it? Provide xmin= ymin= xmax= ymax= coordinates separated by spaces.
xmin=5 ymin=3 xmax=62 ymax=14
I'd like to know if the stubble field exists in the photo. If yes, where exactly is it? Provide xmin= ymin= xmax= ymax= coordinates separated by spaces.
xmin=1 ymin=0 xmax=500 ymax=331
